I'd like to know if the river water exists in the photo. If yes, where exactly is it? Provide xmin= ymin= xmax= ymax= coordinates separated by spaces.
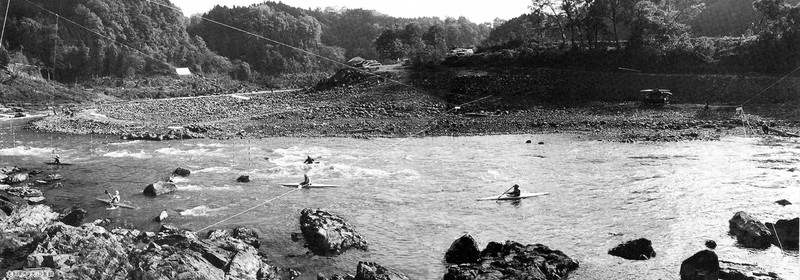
xmin=1 ymin=118 xmax=798 ymax=280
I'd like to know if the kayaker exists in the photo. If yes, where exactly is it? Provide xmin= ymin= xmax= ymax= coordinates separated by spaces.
xmin=304 ymin=156 xmax=315 ymax=164
xmin=53 ymin=154 xmax=61 ymax=165
xmin=507 ymin=184 xmax=521 ymax=197
xmin=299 ymin=174 xmax=310 ymax=187
xmin=106 ymin=190 xmax=121 ymax=204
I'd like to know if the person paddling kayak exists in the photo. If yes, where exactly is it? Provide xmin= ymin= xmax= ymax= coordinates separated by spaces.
xmin=53 ymin=154 xmax=61 ymax=165
xmin=507 ymin=184 xmax=521 ymax=197
xmin=299 ymin=174 xmax=310 ymax=187
xmin=304 ymin=156 xmax=315 ymax=164
xmin=105 ymin=190 xmax=121 ymax=205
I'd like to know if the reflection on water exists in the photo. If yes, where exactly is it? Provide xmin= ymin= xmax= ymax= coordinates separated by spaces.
xmin=1 ymin=122 xmax=798 ymax=279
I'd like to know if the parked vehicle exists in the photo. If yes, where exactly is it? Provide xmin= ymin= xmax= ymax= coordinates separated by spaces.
xmin=640 ymin=89 xmax=672 ymax=106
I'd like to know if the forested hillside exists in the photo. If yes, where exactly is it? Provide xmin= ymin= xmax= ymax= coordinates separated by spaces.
xmin=0 ymin=0 xmax=231 ymax=81
xmin=691 ymin=0 xmax=800 ymax=36
xmin=187 ymin=2 xmax=345 ymax=76
xmin=187 ymin=2 xmax=491 ymax=73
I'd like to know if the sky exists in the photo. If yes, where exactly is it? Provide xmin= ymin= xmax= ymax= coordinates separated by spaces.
xmin=169 ymin=0 xmax=532 ymax=24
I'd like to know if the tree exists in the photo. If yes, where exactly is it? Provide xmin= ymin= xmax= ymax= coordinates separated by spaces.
xmin=0 ymin=47 xmax=9 ymax=69
xmin=628 ymin=0 xmax=705 ymax=51
xmin=530 ymin=0 xmax=568 ymax=44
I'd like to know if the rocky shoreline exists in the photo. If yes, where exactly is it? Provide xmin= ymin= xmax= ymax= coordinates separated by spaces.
xmin=19 ymin=68 xmax=799 ymax=142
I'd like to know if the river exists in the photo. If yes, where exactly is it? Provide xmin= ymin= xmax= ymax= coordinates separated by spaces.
xmin=1 ymin=117 xmax=798 ymax=279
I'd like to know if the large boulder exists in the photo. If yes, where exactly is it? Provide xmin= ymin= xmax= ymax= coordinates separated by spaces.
xmin=5 ymin=172 xmax=28 ymax=183
xmin=608 ymin=238 xmax=657 ymax=260
xmin=58 ymin=207 xmax=87 ymax=227
xmin=444 ymin=234 xmax=480 ymax=264
xmin=143 ymin=181 xmax=177 ymax=197
xmin=719 ymin=260 xmax=783 ymax=280
xmin=355 ymin=261 xmax=410 ymax=280
xmin=172 ymin=167 xmax=191 ymax=177
xmin=2 ymin=204 xmax=288 ymax=280
xmin=444 ymin=241 xmax=579 ymax=280
xmin=237 ymin=175 xmax=250 ymax=183
xmin=299 ymin=208 xmax=368 ymax=256
xmin=729 ymin=211 xmax=772 ymax=249
xmin=679 ymin=250 xmax=719 ymax=280
xmin=0 ymin=194 xmax=24 ymax=215
xmin=232 ymin=226 xmax=261 ymax=248
xmin=0 ymin=166 xmax=22 ymax=174
xmin=765 ymin=217 xmax=799 ymax=250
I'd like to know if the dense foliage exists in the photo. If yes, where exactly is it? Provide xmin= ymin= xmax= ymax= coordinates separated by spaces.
xmin=453 ymin=0 xmax=800 ymax=75
xmin=0 ymin=0 xmax=231 ymax=81
xmin=187 ymin=2 xmax=345 ymax=76
xmin=372 ymin=17 xmax=491 ymax=64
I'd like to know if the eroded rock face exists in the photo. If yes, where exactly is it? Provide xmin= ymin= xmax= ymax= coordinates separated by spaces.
xmin=679 ymin=250 xmax=719 ymax=280
xmin=232 ymin=226 xmax=261 ymax=248
xmin=719 ymin=260 xmax=784 ymax=280
xmin=444 ymin=240 xmax=579 ymax=280
xmin=608 ymin=238 xmax=657 ymax=260
xmin=355 ymin=261 xmax=410 ymax=280
xmin=729 ymin=211 xmax=772 ymax=249
xmin=444 ymin=234 xmax=480 ymax=264
xmin=57 ymin=206 xmax=87 ymax=227
xmin=765 ymin=217 xmax=799 ymax=250
xmin=299 ymin=208 xmax=368 ymax=256
xmin=1 ymin=205 xmax=287 ymax=280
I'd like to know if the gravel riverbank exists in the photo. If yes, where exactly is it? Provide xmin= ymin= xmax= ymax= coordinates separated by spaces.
xmin=25 ymin=68 xmax=800 ymax=142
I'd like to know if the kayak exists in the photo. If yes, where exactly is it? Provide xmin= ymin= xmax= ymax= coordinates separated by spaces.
xmin=279 ymin=183 xmax=339 ymax=188
xmin=96 ymin=198 xmax=135 ymax=209
xmin=44 ymin=162 xmax=73 ymax=166
xmin=477 ymin=192 xmax=550 ymax=201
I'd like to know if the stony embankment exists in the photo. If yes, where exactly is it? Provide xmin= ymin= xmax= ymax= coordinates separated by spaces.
xmin=0 ymin=203 xmax=294 ymax=279
xmin=27 ymin=68 xmax=800 ymax=142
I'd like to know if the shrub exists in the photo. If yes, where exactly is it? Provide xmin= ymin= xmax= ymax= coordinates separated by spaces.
xmin=0 ymin=47 xmax=9 ymax=69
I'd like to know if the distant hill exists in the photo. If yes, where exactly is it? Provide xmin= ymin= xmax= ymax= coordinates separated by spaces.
xmin=691 ymin=0 xmax=800 ymax=36
xmin=0 ymin=0 xmax=230 ymax=81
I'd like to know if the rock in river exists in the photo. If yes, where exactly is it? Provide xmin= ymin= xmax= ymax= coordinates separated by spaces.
xmin=172 ymin=167 xmax=191 ymax=177
xmin=679 ymin=249 xmax=719 ymax=280
xmin=719 ymin=260 xmax=784 ymax=280
xmin=355 ymin=261 xmax=410 ymax=280
xmin=299 ymin=208 xmax=368 ymax=256
xmin=58 ymin=206 xmax=87 ymax=227
xmin=765 ymin=217 xmax=799 ymax=250
xmin=143 ymin=180 xmax=177 ymax=197
xmin=729 ymin=211 xmax=772 ymax=249
xmin=444 ymin=240 xmax=579 ymax=280
xmin=444 ymin=233 xmax=481 ymax=264
xmin=237 ymin=175 xmax=250 ymax=183
xmin=608 ymin=238 xmax=657 ymax=260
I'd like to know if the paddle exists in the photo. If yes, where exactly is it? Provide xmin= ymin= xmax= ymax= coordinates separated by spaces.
xmin=497 ymin=185 xmax=515 ymax=200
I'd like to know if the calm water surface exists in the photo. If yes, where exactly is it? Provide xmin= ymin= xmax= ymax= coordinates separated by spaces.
xmin=1 ymin=118 xmax=798 ymax=279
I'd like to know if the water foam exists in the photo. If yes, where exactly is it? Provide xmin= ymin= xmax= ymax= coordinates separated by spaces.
xmin=194 ymin=166 xmax=232 ymax=173
xmin=103 ymin=150 xmax=151 ymax=159
xmin=176 ymin=184 xmax=242 ymax=191
xmin=169 ymin=177 xmax=189 ymax=183
xmin=155 ymin=147 xmax=225 ymax=157
xmin=109 ymin=140 xmax=142 ymax=146
xmin=0 ymin=146 xmax=55 ymax=156
xmin=271 ymin=146 xmax=333 ymax=166
xmin=179 ymin=205 xmax=229 ymax=216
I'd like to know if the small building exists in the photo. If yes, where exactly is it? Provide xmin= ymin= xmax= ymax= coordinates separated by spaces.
xmin=175 ymin=68 xmax=192 ymax=76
